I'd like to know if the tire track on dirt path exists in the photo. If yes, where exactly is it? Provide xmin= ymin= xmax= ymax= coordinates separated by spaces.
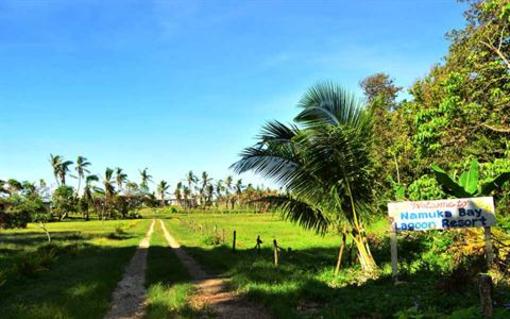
xmin=104 ymin=219 xmax=155 ymax=319
xmin=159 ymin=219 xmax=271 ymax=319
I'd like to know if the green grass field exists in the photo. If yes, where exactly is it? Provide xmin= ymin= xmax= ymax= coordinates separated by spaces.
xmin=1 ymin=211 xmax=509 ymax=318
xmin=0 ymin=219 xmax=150 ymax=319
xmin=160 ymin=211 xmax=510 ymax=319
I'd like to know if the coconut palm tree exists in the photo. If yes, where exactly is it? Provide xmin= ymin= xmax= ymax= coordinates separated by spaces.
xmin=232 ymin=82 xmax=377 ymax=272
xmin=186 ymin=171 xmax=197 ymax=193
xmin=224 ymin=176 xmax=233 ymax=209
xmin=182 ymin=186 xmax=191 ymax=210
xmin=82 ymin=174 xmax=99 ymax=220
xmin=157 ymin=180 xmax=170 ymax=207
xmin=174 ymin=181 xmax=183 ymax=206
xmin=199 ymin=171 xmax=212 ymax=207
xmin=215 ymin=179 xmax=224 ymax=206
xmin=139 ymin=168 xmax=152 ymax=193
xmin=102 ymin=168 xmax=116 ymax=218
xmin=234 ymin=179 xmax=244 ymax=208
xmin=205 ymin=184 xmax=214 ymax=207
xmin=115 ymin=167 xmax=128 ymax=192
xmin=49 ymin=154 xmax=62 ymax=186
xmin=75 ymin=156 xmax=91 ymax=194
xmin=50 ymin=155 xmax=73 ymax=186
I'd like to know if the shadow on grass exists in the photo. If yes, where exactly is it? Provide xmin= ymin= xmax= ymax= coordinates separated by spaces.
xmin=173 ymin=240 xmax=509 ymax=319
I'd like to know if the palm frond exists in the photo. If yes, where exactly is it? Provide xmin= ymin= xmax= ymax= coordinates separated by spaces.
xmin=260 ymin=195 xmax=329 ymax=234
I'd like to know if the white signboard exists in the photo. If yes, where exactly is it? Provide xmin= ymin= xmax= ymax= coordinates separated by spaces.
xmin=388 ymin=197 xmax=496 ymax=232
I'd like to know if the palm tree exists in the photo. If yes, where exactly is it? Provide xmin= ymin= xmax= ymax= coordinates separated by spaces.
xmin=49 ymin=154 xmax=62 ymax=186
xmin=215 ymin=179 xmax=224 ymax=207
xmin=199 ymin=171 xmax=212 ymax=207
xmin=102 ymin=168 xmax=116 ymax=218
xmin=139 ymin=168 xmax=152 ymax=192
xmin=174 ymin=182 xmax=183 ymax=206
xmin=234 ymin=179 xmax=244 ymax=208
xmin=157 ymin=180 xmax=170 ymax=207
xmin=205 ymin=184 xmax=214 ymax=207
xmin=224 ymin=176 xmax=233 ymax=209
xmin=182 ymin=186 xmax=191 ymax=210
xmin=82 ymin=175 xmax=99 ymax=220
xmin=232 ymin=82 xmax=377 ymax=272
xmin=115 ymin=167 xmax=128 ymax=192
xmin=186 ymin=171 xmax=197 ymax=193
xmin=50 ymin=155 xmax=73 ymax=186
xmin=75 ymin=156 xmax=91 ymax=194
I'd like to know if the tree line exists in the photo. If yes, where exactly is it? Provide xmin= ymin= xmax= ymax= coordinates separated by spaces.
xmin=0 ymin=155 xmax=277 ymax=230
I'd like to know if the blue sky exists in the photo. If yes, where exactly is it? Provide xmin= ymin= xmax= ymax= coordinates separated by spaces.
xmin=0 ymin=0 xmax=467 ymax=190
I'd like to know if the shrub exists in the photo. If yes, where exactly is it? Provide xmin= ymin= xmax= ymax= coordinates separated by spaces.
xmin=0 ymin=195 xmax=47 ymax=229
xmin=14 ymin=247 xmax=57 ymax=278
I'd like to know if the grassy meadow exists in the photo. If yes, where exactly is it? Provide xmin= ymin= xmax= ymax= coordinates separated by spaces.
xmin=158 ymin=210 xmax=510 ymax=319
xmin=1 ymin=209 xmax=509 ymax=318
xmin=0 ymin=219 xmax=150 ymax=319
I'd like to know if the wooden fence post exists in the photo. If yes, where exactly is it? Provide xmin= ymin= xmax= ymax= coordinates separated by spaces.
xmin=390 ymin=222 xmax=398 ymax=281
xmin=273 ymin=239 xmax=278 ymax=267
xmin=479 ymin=273 xmax=493 ymax=318
xmin=222 ymin=228 xmax=225 ymax=244
xmin=256 ymin=235 xmax=262 ymax=254
xmin=484 ymin=227 xmax=494 ymax=268
xmin=232 ymin=230 xmax=236 ymax=253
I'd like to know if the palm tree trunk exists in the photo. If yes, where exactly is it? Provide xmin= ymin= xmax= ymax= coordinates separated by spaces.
xmin=334 ymin=229 xmax=347 ymax=276
xmin=345 ymin=178 xmax=377 ymax=272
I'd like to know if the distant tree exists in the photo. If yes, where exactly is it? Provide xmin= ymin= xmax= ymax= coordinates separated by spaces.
xmin=6 ymin=179 xmax=23 ymax=195
xmin=81 ymin=175 xmax=98 ymax=220
xmin=234 ymin=179 xmax=244 ymax=208
xmin=103 ymin=168 xmax=116 ymax=218
xmin=215 ymin=179 xmax=224 ymax=206
xmin=205 ymin=184 xmax=214 ymax=207
xmin=174 ymin=182 xmax=183 ymax=206
xmin=49 ymin=154 xmax=63 ymax=186
xmin=224 ymin=176 xmax=233 ymax=208
xmin=139 ymin=168 xmax=152 ymax=193
xmin=360 ymin=73 xmax=401 ymax=111
xmin=183 ymin=186 xmax=191 ymax=210
xmin=52 ymin=185 xmax=76 ymax=220
xmin=74 ymin=156 xmax=91 ymax=194
xmin=199 ymin=171 xmax=212 ymax=207
xmin=58 ymin=158 xmax=73 ymax=186
xmin=157 ymin=180 xmax=170 ymax=207
xmin=115 ymin=167 xmax=128 ymax=192
xmin=186 ymin=171 xmax=198 ymax=194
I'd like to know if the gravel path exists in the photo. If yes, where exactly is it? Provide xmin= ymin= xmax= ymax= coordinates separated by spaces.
xmin=104 ymin=219 xmax=155 ymax=319
xmin=159 ymin=219 xmax=271 ymax=319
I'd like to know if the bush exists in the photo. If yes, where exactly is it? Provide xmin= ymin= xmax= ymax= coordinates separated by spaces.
xmin=0 ymin=195 xmax=47 ymax=229
xmin=0 ymin=210 xmax=31 ymax=229
xmin=14 ymin=247 xmax=57 ymax=278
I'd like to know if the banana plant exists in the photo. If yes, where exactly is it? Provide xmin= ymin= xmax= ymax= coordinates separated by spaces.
xmin=431 ymin=159 xmax=510 ymax=197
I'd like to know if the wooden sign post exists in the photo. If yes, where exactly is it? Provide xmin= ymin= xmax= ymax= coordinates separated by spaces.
xmin=388 ymin=197 xmax=497 ymax=282
xmin=390 ymin=222 xmax=398 ymax=280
